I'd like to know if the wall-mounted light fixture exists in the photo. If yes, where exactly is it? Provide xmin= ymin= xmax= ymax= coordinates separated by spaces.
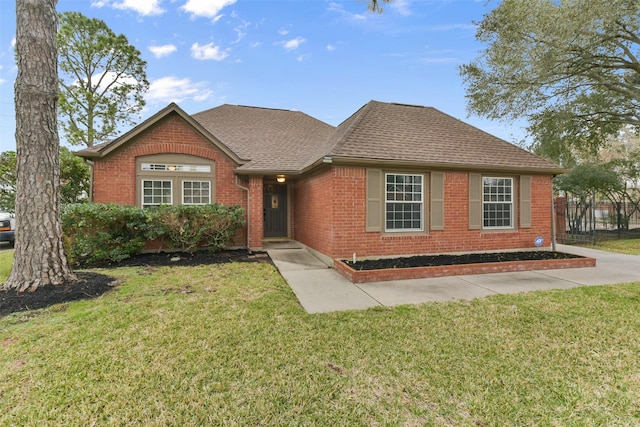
xmin=276 ymin=174 xmax=286 ymax=183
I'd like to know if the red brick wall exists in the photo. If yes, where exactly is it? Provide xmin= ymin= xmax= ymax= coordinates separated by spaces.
xmin=91 ymin=113 xmax=248 ymax=245
xmin=248 ymin=176 xmax=263 ymax=249
xmin=293 ymin=167 xmax=336 ymax=255
xmin=295 ymin=166 xmax=554 ymax=259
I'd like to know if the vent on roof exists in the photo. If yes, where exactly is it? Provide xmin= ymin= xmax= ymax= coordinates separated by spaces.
xmin=236 ymin=105 xmax=292 ymax=112
xmin=390 ymin=102 xmax=427 ymax=109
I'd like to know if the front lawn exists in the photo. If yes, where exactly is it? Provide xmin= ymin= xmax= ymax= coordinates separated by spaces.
xmin=582 ymin=237 xmax=640 ymax=256
xmin=1 ymin=256 xmax=640 ymax=425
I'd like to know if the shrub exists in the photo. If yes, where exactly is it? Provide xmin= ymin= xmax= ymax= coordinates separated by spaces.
xmin=62 ymin=203 xmax=149 ymax=265
xmin=62 ymin=203 xmax=245 ymax=265
xmin=148 ymin=204 xmax=245 ymax=253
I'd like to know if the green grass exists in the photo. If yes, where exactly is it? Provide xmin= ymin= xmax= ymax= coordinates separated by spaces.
xmin=583 ymin=238 xmax=640 ymax=256
xmin=2 ymin=256 xmax=640 ymax=425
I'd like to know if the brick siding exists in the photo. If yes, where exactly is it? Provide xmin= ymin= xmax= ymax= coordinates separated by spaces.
xmin=91 ymin=114 xmax=248 ymax=246
xmin=294 ymin=165 xmax=555 ymax=259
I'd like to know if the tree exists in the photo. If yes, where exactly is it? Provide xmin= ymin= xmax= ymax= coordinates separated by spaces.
xmin=368 ymin=0 xmax=392 ymax=12
xmin=0 ymin=149 xmax=90 ymax=212
xmin=57 ymin=12 xmax=149 ymax=147
xmin=0 ymin=151 xmax=16 ymax=212
xmin=3 ymin=0 xmax=77 ymax=292
xmin=59 ymin=147 xmax=91 ymax=204
xmin=460 ymin=0 xmax=640 ymax=160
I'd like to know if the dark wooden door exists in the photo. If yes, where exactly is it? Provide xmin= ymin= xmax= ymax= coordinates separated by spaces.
xmin=264 ymin=184 xmax=288 ymax=238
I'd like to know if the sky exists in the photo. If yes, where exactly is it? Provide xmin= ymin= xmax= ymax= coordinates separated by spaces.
xmin=0 ymin=0 xmax=527 ymax=152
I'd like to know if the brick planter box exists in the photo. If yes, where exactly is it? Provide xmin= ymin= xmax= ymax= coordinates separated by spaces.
xmin=334 ymin=255 xmax=596 ymax=284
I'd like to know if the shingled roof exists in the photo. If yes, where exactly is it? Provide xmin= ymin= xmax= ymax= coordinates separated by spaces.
xmin=191 ymin=105 xmax=335 ymax=172
xmin=324 ymin=101 xmax=563 ymax=173
xmin=76 ymin=100 xmax=563 ymax=175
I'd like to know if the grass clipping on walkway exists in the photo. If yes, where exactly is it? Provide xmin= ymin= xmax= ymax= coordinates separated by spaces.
xmin=1 ymin=256 xmax=640 ymax=425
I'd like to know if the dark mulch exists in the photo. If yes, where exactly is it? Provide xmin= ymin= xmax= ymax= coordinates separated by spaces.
xmin=0 ymin=272 xmax=118 ymax=317
xmin=0 ymin=249 xmax=268 ymax=318
xmin=345 ymin=251 xmax=584 ymax=271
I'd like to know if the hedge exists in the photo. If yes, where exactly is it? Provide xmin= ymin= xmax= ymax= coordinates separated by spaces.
xmin=62 ymin=203 xmax=245 ymax=265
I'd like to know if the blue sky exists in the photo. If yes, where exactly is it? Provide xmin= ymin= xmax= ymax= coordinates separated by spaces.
xmin=0 ymin=0 xmax=525 ymax=152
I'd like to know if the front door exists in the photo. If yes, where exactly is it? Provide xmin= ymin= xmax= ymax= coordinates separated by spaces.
xmin=264 ymin=183 xmax=288 ymax=238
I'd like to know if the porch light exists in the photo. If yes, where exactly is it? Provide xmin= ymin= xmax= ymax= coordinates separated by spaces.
xmin=276 ymin=175 xmax=286 ymax=183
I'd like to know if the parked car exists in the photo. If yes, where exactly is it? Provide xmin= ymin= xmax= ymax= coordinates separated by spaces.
xmin=0 ymin=212 xmax=15 ymax=247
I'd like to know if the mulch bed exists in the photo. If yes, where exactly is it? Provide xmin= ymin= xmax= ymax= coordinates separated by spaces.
xmin=344 ymin=251 xmax=583 ymax=271
xmin=0 ymin=249 xmax=267 ymax=318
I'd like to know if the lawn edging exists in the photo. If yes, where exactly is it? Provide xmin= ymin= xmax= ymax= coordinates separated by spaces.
xmin=334 ymin=255 xmax=597 ymax=283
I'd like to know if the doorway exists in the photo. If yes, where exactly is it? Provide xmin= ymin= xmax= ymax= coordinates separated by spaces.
xmin=264 ymin=183 xmax=288 ymax=238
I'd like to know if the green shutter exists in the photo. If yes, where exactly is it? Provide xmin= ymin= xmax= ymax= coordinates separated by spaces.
xmin=430 ymin=172 xmax=445 ymax=230
xmin=469 ymin=173 xmax=482 ymax=230
xmin=520 ymin=175 xmax=532 ymax=229
xmin=366 ymin=169 xmax=382 ymax=232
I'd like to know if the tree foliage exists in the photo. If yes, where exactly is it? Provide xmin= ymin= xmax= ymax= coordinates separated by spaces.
xmin=368 ymin=0 xmax=392 ymax=12
xmin=0 ymin=151 xmax=16 ymax=212
xmin=461 ymin=0 xmax=640 ymax=161
xmin=0 ymin=149 xmax=90 ymax=212
xmin=57 ymin=12 xmax=149 ymax=147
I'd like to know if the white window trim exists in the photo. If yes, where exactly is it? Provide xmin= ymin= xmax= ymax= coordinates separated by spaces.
xmin=384 ymin=173 xmax=424 ymax=232
xmin=141 ymin=179 xmax=173 ymax=208
xmin=482 ymin=177 xmax=513 ymax=230
xmin=182 ymin=180 xmax=211 ymax=205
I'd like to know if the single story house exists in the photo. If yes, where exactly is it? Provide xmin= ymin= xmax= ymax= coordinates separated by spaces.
xmin=75 ymin=100 xmax=564 ymax=260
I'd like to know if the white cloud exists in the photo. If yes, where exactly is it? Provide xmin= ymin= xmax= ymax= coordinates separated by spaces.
xmin=181 ymin=0 xmax=237 ymax=19
xmin=280 ymin=37 xmax=306 ymax=51
xmin=327 ymin=2 xmax=368 ymax=22
xmin=326 ymin=44 xmax=336 ymax=52
xmin=233 ymin=21 xmax=251 ymax=43
xmin=278 ymin=28 xmax=290 ymax=36
xmin=390 ymin=0 xmax=411 ymax=16
xmin=296 ymin=54 xmax=310 ymax=62
xmin=95 ymin=0 xmax=165 ymax=15
xmin=147 ymin=76 xmax=213 ymax=103
xmin=425 ymin=23 xmax=476 ymax=32
xmin=11 ymin=38 xmax=16 ymax=48
xmin=191 ymin=42 xmax=229 ymax=60
xmin=419 ymin=56 xmax=458 ymax=64
xmin=0 ymin=78 xmax=5 ymax=85
xmin=149 ymin=44 xmax=177 ymax=58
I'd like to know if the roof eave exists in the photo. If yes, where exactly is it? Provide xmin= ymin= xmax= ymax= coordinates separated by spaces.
xmin=74 ymin=103 xmax=247 ymax=166
xmin=324 ymin=156 xmax=566 ymax=175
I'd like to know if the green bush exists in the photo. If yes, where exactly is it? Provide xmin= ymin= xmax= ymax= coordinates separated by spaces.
xmin=62 ymin=203 xmax=150 ymax=265
xmin=62 ymin=203 xmax=245 ymax=265
xmin=148 ymin=204 xmax=245 ymax=253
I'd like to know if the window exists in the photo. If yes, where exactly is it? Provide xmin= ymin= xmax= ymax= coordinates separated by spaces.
xmin=142 ymin=180 xmax=172 ymax=208
xmin=183 ymin=181 xmax=210 ymax=205
xmin=385 ymin=173 xmax=423 ymax=232
xmin=483 ymin=177 xmax=513 ymax=228
xmin=136 ymin=155 xmax=215 ymax=208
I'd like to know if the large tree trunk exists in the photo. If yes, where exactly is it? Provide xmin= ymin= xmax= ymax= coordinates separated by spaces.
xmin=2 ymin=0 xmax=77 ymax=292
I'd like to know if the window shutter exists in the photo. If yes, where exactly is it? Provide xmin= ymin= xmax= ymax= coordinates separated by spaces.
xmin=520 ymin=175 xmax=532 ymax=229
xmin=430 ymin=172 xmax=444 ymax=230
xmin=468 ymin=173 xmax=482 ymax=230
xmin=366 ymin=169 xmax=382 ymax=232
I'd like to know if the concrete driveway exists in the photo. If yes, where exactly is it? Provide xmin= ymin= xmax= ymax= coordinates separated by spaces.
xmin=267 ymin=243 xmax=640 ymax=314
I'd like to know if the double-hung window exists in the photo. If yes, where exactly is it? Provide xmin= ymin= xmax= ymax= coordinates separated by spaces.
xmin=385 ymin=173 xmax=423 ymax=232
xmin=482 ymin=177 xmax=513 ymax=229
xmin=183 ymin=181 xmax=211 ymax=205
xmin=137 ymin=154 xmax=215 ymax=208
xmin=142 ymin=180 xmax=172 ymax=208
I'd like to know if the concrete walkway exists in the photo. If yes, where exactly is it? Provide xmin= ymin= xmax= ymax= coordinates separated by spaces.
xmin=266 ymin=242 xmax=640 ymax=314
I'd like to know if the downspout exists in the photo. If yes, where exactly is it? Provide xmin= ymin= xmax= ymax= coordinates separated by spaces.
xmin=551 ymin=175 xmax=557 ymax=251
xmin=85 ymin=159 xmax=94 ymax=202
xmin=235 ymin=175 xmax=250 ymax=251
